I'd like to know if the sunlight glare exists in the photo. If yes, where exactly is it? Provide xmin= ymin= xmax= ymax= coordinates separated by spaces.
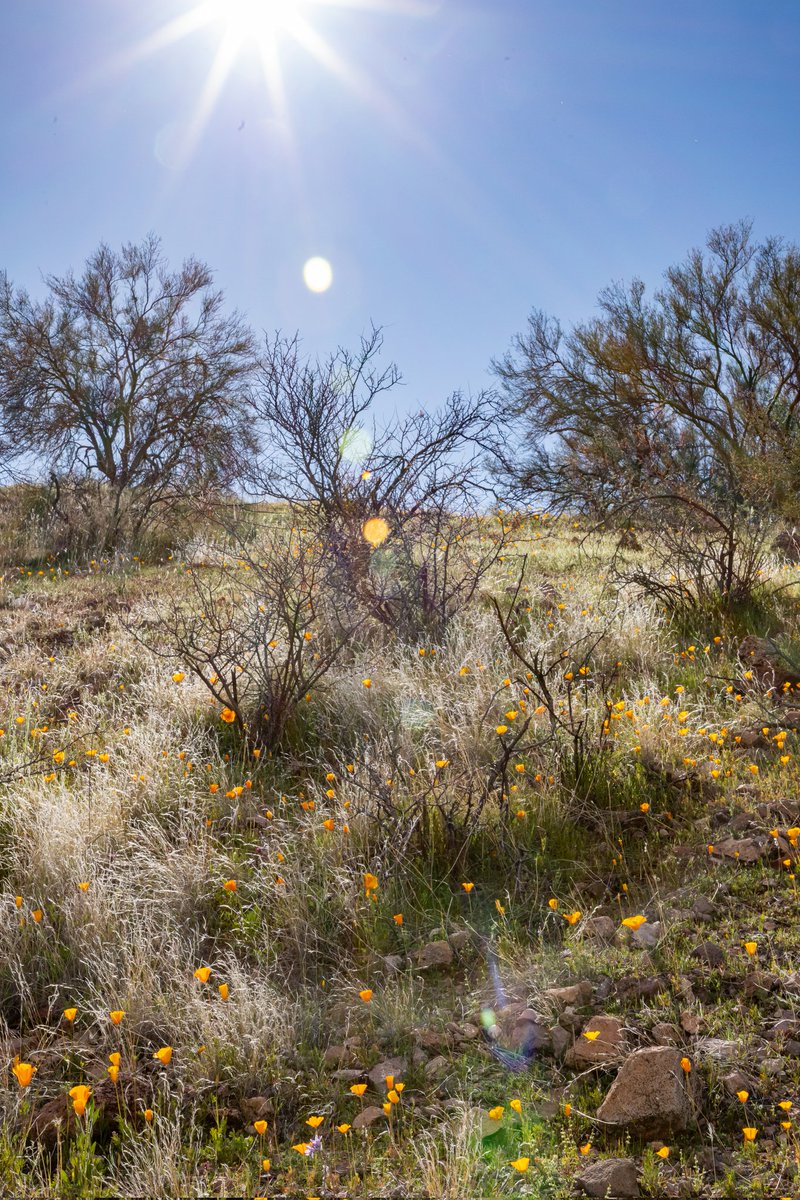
xmin=214 ymin=0 xmax=305 ymax=42
xmin=303 ymin=256 xmax=333 ymax=292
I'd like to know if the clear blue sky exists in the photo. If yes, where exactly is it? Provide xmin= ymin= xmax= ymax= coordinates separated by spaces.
xmin=2 ymin=0 xmax=799 ymax=413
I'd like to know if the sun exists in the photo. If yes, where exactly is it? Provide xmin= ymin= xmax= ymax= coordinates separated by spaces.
xmin=212 ymin=0 xmax=306 ymax=43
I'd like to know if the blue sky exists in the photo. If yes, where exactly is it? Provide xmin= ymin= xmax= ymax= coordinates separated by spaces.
xmin=2 ymin=0 xmax=799 ymax=413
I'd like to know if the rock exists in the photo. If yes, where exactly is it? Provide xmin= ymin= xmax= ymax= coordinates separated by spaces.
xmin=576 ymin=1156 xmax=640 ymax=1198
xmin=692 ymin=895 xmax=716 ymax=920
xmin=766 ymin=1017 xmax=800 ymax=1040
xmin=544 ymin=981 xmax=593 ymax=1008
xmin=721 ymin=1070 xmax=753 ymax=1098
xmin=413 ymin=1028 xmax=452 ymax=1052
xmin=631 ymin=921 xmax=662 ymax=950
xmin=691 ymin=941 xmax=725 ymax=968
xmin=448 ymin=930 xmax=471 ymax=953
xmin=566 ymin=1016 xmax=627 ymax=1068
xmin=772 ymin=529 xmax=800 ymax=562
xmin=581 ymin=916 xmax=617 ymax=944
xmin=351 ymin=1105 xmax=385 ymax=1129
xmin=738 ymin=635 xmax=800 ymax=692
xmin=367 ymin=1057 xmax=407 ymax=1089
xmin=381 ymin=954 xmax=404 ymax=974
xmin=458 ymin=1022 xmax=480 ymax=1041
xmin=696 ymin=1037 xmax=739 ymax=1063
xmin=414 ymin=940 xmax=454 ymax=970
xmin=239 ymin=1095 xmax=273 ymax=1122
xmin=651 ymin=1023 xmax=682 ymax=1046
xmin=550 ymin=1025 xmax=570 ymax=1059
xmin=596 ymin=1048 xmax=694 ymax=1138
xmin=424 ymin=1055 xmax=449 ymax=1080
xmin=679 ymin=1011 xmax=702 ymax=1035
xmin=711 ymin=835 xmax=772 ymax=863
xmin=511 ymin=1011 xmax=551 ymax=1052
xmin=331 ymin=1068 xmax=365 ymax=1082
xmin=324 ymin=1045 xmax=350 ymax=1067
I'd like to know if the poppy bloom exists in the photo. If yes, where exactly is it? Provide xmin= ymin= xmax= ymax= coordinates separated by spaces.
xmin=656 ymin=1146 xmax=669 ymax=1159
xmin=306 ymin=1115 xmax=324 ymax=1128
xmin=621 ymin=915 xmax=647 ymax=930
xmin=743 ymin=941 xmax=757 ymax=956
xmin=358 ymin=989 xmax=373 ymax=1003
xmin=220 ymin=708 xmax=236 ymax=723
xmin=172 ymin=672 xmax=185 ymax=683
xmin=253 ymin=1119 xmax=268 ymax=1135
xmin=194 ymin=967 xmax=211 ymax=983
xmin=153 ymin=1046 xmax=173 ymax=1065
xmin=77 ymin=881 xmax=90 ymax=892
xmin=461 ymin=882 xmax=474 ymax=893
xmin=12 ymin=1062 xmax=36 ymax=1088
xmin=69 ymin=1084 xmax=91 ymax=1116
xmin=223 ymin=879 xmax=237 ymax=892
xmin=510 ymin=1158 xmax=529 ymax=1173
xmin=742 ymin=1127 xmax=757 ymax=1141
xmin=579 ymin=1142 xmax=592 ymax=1155
xmin=582 ymin=1030 xmax=600 ymax=1041
xmin=392 ymin=913 xmax=403 ymax=925
xmin=362 ymin=678 xmax=372 ymax=689
xmin=32 ymin=909 xmax=43 ymax=923
xmin=680 ymin=1057 xmax=691 ymax=1073
xmin=107 ymin=1064 xmax=119 ymax=1083
xmin=218 ymin=983 xmax=229 ymax=1000
xmin=363 ymin=872 xmax=378 ymax=893
xmin=563 ymin=910 xmax=581 ymax=925
xmin=109 ymin=1010 xmax=125 ymax=1025
xmin=736 ymin=1090 xmax=749 ymax=1103
xmin=63 ymin=1007 xmax=77 ymax=1023
xmin=336 ymin=1123 xmax=351 ymax=1134
xmin=510 ymin=1099 xmax=522 ymax=1114
xmin=548 ymin=898 xmax=558 ymax=910
xmin=350 ymin=1083 xmax=367 ymax=1097
xmin=143 ymin=1108 xmax=154 ymax=1122
xmin=488 ymin=1106 xmax=504 ymax=1120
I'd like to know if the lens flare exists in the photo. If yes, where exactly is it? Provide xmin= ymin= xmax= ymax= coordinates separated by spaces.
xmin=303 ymin=256 xmax=333 ymax=293
xmin=362 ymin=517 xmax=390 ymax=547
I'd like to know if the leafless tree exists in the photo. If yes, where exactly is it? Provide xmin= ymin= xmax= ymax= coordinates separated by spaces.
xmin=493 ymin=221 xmax=800 ymax=605
xmin=149 ymin=518 xmax=360 ymax=751
xmin=0 ymin=234 xmax=255 ymax=552
xmin=245 ymin=327 xmax=507 ymax=638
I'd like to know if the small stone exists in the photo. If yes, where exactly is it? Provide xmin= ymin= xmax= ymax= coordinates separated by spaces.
xmin=580 ymin=916 xmax=617 ymax=943
xmin=696 ymin=1037 xmax=739 ymax=1062
xmin=691 ymin=941 xmax=725 ymax=968
xmin=631 ymin=921 xmax=662 ymax=950
xmin=239 ymin=1095 xmax=273 ymax=1122
xmin=367 ymin=1057 xmax=407 ymax=1089
xmin=544 ymin=981 xmax=593 ymax=1007
xmin=680 ymin=1011 xmax=702 ymax=1035
xmin=576 ymin=1156 xmax=640 ymax=1198
xmin=351 ymin=1105 xmax=385 ymax=1129
xmin=448 ymin=930 xmax=471 ymax=952
xmin=424 ymin=1055 xmax=449 ymax=1080
xmin=566 ymin=1015 xmax=627 ymax=1067
xmin=651 ymin=1023 xmax=682 ymax=1046
xmin=721 ymin=1071 xmax=752 ymax=1097
xmin=550 ymin=1025 xmax=570 ymax=1058
xmin=414 ymin=940 xmax=454 ymax=970
xmin=331 ymin=1069 xmax=365 ymax=1082
xmin=458 ymin=1022 xmax=480 ymax=1041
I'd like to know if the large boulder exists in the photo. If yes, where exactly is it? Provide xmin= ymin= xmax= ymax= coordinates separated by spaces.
xmin=596 ymin=1047 xmax=694 ymax=1138
xmin=576 ymin=1157 xmax=640 ymax=1198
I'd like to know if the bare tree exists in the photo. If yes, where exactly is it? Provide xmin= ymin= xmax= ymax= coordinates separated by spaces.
xmin=0 ymin=235 xmax=255 ymax=552
xmin=246 ymin=327 xmax=507 ymax=638
xmin=493 ymin=221 xmax=800 ymax=605
xmin=149 ymin=518 xmax=359 ymax=751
